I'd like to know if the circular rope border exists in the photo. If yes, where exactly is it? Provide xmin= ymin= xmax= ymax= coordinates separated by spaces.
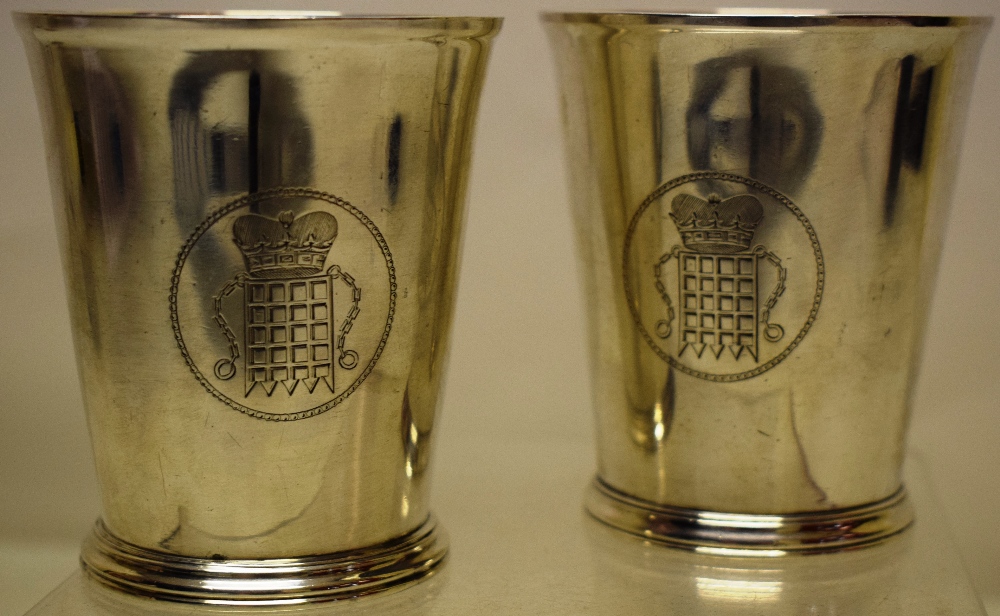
xmin=623 ymin=172 xmax=824 ymax=382
xmin=169 ymin=187 xmax=396 ymax=421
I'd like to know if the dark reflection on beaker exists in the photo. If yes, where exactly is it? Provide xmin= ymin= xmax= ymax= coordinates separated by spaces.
xmin=168 ymin=51 xmax=314 ymax=223
xmin=58 ymin=51 xmax=144 ymax=354
xmin=67 ymin=51 xmax=142 ymax=265
xmin=168 ymin=52 xmax=316 ymax=339
xmin=883 ymin=55 xmax=936 ymax=227
xmin=387 ymin=114 xmax=403 ymax=206
xmin=585 ymin=515 xmax=908 ymax=615
xmin=686 ymin=54 xmax=823 ymax=196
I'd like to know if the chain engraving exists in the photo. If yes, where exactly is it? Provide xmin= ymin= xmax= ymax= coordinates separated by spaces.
xmin=213 ymin=272 xmax=248 ymax=381
xmin=653 ymin=245 xmax=682 ymax=340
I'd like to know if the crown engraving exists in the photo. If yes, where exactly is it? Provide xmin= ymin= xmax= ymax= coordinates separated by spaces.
xmin=669 ymin=193 xmax=763 ymax=254
xmin=233 ymin=210 xmax=338 ymax=279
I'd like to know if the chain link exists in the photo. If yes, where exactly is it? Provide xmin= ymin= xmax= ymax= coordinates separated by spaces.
xmin=653 ymin=245 xmax=682 ymax=339
xmin=752 ymin=245 xmax=787 ymax=342
xmin=213 ymin=273 xmax=248 ymax=380
xmin=328 ymin=265 xmax=361 ymax=370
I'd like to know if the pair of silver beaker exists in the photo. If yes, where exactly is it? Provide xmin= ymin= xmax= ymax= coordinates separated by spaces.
xmin=15 ymin=10 xmax=990 ymax=605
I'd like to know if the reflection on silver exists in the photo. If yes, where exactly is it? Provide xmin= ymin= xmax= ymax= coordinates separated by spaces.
xmin=694 ymin=576 xmax=783 ymax=602
xmin=585 ymin=512 xmax=911 ymax=614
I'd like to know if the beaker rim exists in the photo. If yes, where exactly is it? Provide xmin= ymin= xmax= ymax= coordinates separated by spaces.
xmin=540 ymin=11 xmax=991 ymax=29
xmin=15 ymin=10 xmax=501 ymax=20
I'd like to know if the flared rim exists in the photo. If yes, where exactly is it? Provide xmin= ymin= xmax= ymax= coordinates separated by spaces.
xmin=15 ymin=10 xmax=500 ymax=21
xmin=13 ymin=11 xmax=502 ymax=34
xmin=541 ymin=11 xmax=991 ymax=29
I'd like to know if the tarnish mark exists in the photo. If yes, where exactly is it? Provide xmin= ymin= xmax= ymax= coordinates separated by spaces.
xmin=157 ymin=496 xmax=321 ymax=550
xmin=158 ymin=522 xmax=182 ymax=550
xmin=789 ymin=391 xmax=830 ymax=506
xmin=176 ymin=502 xmax=315 ymax=543
xmin=158 ymin=452 xmax=167 ymax=497
xmin=277 ymin=466 xmax=290 ymax=503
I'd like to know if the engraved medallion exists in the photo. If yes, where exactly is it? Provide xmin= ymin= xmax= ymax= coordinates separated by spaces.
xmin=171 ymin=187 xmax=395 ymax=420
xmin=624 ymin=172 xmax=823 ymax=381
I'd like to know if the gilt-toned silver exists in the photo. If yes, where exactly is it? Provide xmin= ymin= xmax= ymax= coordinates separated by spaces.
xmin=16 ymin=11 xmax=500 ymax=603
xmin=544 ymin=12 xmax=990 ymax=554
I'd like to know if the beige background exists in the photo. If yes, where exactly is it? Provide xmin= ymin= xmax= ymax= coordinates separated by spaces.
xmin=1 ymin=0 xmax=997 ymax=613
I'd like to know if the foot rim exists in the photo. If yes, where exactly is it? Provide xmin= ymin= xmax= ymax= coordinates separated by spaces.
xmin=586 ymin=477 xmax=912 ymax=556
xmin=81 ymin=516 xmax=447 ymax=605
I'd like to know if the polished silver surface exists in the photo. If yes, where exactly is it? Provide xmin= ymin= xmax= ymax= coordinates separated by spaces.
xmin=545 ymin=11 xmax=991 ymax=552
xmin=15 ymin=11 xmax=500 ymax=603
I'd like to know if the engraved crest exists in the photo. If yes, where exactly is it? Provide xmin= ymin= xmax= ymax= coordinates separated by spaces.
xmin=171 ymin=188 xmax=395 ymax=420
xmin=624 ymin=172 xmax=823 ymax=381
